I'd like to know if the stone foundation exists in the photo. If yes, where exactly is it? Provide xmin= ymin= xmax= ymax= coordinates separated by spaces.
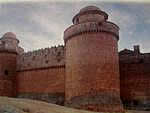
xmin=65 ymin=92 xmax=124 ymax=112
xmin=122 ymin=99 xmax=150 ymax=111
xmin=17 ymin=93 xmax=65 ymax=105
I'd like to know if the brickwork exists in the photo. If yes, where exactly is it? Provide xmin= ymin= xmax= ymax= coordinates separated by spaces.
xmin=65 ymin=91 xmax=122 ymax=112
xmin=65 ymin=32 xmax=123 ymax=112
xmin=16 ymin=67 xmax=65 ymax=93
xmin=64 ymin=6 xmax=123 ymax=112
xmin=64 ymin=21 xmax=119 ymax=43
xmin=0 ymin=52 xmax=17 ymax=97
xmin=65 ymin=33 xmax=119 ymax=98
xmin=119 ymin=51 xmax=150 ymax=110
xmin=0 ymin=80 xmax=14 ymax=96
xmin=17 ymin=92 xmax=64 ymax=105
xmin=16 ymin=66 xmax=65 ymax=104
xmin=17 ymin=45 xmax=65 ymax=71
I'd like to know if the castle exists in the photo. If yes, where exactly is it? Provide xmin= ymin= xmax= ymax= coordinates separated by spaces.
xmin=0 ymin=6 xmax=150 ymax=112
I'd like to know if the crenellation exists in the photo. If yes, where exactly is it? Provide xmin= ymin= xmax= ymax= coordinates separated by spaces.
xmin=119 ymin=49 xmax=150 ymax=64
xmin=17 ymin=45 xmax=65 ymax=71
xmin=119 ymin=46 xmax=150 ymax=110
xmin=64 ymin=22 xmax=119 ymax=43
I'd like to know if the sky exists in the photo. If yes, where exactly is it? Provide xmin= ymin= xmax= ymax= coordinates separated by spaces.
xmin=0 ymin=0 xmax=150 ymax=53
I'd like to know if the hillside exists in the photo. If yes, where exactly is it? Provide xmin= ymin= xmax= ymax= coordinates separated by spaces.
xmin=0 ymin=97 xmax=149 ymax=113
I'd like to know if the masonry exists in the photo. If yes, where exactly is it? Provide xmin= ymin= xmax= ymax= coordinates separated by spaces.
xmin=120 ymin=45 xmax=150 ymax=111
xmin=16 ymin=46 xmax=65 ymax=105
xmin=0 ymin=5 xmax=149 ymax=113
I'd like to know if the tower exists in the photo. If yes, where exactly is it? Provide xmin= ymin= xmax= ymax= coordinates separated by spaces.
xmin=64 ymin=6 xmax=123 ymax=112
xmin=0 ymin=32 xmax=19 ymax=97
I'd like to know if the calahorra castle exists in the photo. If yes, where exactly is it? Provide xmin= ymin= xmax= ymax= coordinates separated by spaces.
xmin=0 ymin=6 xmax=149 ymax=112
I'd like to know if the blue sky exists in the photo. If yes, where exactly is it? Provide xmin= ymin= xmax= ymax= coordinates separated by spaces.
xmin=0 ymin=0 xmax=150 ymax=53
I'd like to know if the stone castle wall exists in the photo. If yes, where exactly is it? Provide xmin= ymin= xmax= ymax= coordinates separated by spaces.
xmin=119 ymin=52 xmax=150 ymax=110
xmin=17 ymin=45 xmax=65 ymax=71
xmin=65 ymin=32 xmax=122 ymax=112
xmin=16 ymin=66 xmax=65 ymax=105
xmin=16 ymin=45 xmax=65 ymax=105
xmin=0 ymin=52 xmax=17 ymax=97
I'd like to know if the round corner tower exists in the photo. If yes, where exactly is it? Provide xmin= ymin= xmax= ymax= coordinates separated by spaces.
xmin=0 ymin=32 xmax=19 ymax=97
xmin=64 ymin=6 xmax=123 ymax=112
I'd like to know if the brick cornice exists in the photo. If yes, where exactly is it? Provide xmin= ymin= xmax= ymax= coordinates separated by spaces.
xmin=0 ymin=49 xmax=18 ymax=54
xmin=64 ymin=21 xmax=119 ymax=43
xmin=17 ymin=65 xmax=65 ymax=72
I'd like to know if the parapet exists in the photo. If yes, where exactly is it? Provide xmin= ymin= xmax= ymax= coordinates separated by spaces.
xmin=64 ymin=6 xmax=119 ymax=43
xmin=17 ymin=45 xmax=65 ymax=71
xmin=119 ymin=46 xmax=150 ymax=64
xmin=64 ymin=21 xmax=119 ymax=43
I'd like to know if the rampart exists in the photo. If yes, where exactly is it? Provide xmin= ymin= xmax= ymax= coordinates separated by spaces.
xmin=17 ymin=45 xmax=65 ymax=71
xmin=119 ymin=47 xmax=150 ymax=110
xmin=16 ymin=45 xmax=65 ymax=105
xmin=64 ymin=21 xmax=119 ymax=43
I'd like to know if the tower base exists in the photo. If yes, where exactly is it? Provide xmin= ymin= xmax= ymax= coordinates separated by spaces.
xmin=65 ymin=91 xmax=124 ymax=112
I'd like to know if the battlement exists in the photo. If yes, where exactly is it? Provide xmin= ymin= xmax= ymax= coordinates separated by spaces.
xmin=119 ymin=46 xmax=150 ymax=64
xmin=64 ymin=21 xmax=119 ymax=43
xmin=119 ymin=46 xmax=150 ymax=110
xmin=17 ymin=45 xmax=65 ymax=71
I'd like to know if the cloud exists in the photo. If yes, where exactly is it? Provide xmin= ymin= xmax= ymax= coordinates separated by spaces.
xmin=145 ymin=19 xmax=150 ymax=24
xmin=0 ymin=2 xmax=69 ymax=51
xmin=0 ymin=0 xmax=150 ymax=3
xmin=0 ymin=1 xmax=150 ymax=53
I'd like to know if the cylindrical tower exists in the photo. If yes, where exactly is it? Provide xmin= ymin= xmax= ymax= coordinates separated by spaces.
xmin=0 ymin=32 xmax=18 ymax=97
xmin=64 ymin=6 xmax=123 ymax=112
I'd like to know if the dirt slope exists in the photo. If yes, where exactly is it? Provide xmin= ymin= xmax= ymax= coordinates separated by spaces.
xmin=0 ymin=97 xmax=149 ymax=113
xmin=0 ymin=96 xmax=98 ymax=113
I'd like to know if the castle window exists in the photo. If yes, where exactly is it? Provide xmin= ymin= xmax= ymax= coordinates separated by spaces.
xmin=4 ymin=70 xmax=8 ymax=75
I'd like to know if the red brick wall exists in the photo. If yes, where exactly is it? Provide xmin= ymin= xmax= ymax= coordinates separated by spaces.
xmin=16 ymin=67 xmax=65 ymax=94
xmin=65 ymin=32 xmax=123 ymax=112
xmin=0 ymin=52 xmax=17 ymax=97
xmin=0 ymin=80 xmax=14 ymax=96
xmin=120 ymin=62 xmax=150 ymax=107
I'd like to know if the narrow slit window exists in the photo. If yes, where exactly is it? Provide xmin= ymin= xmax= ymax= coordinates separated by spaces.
xmin=4 ymin=70 xmax=8 ymax=75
